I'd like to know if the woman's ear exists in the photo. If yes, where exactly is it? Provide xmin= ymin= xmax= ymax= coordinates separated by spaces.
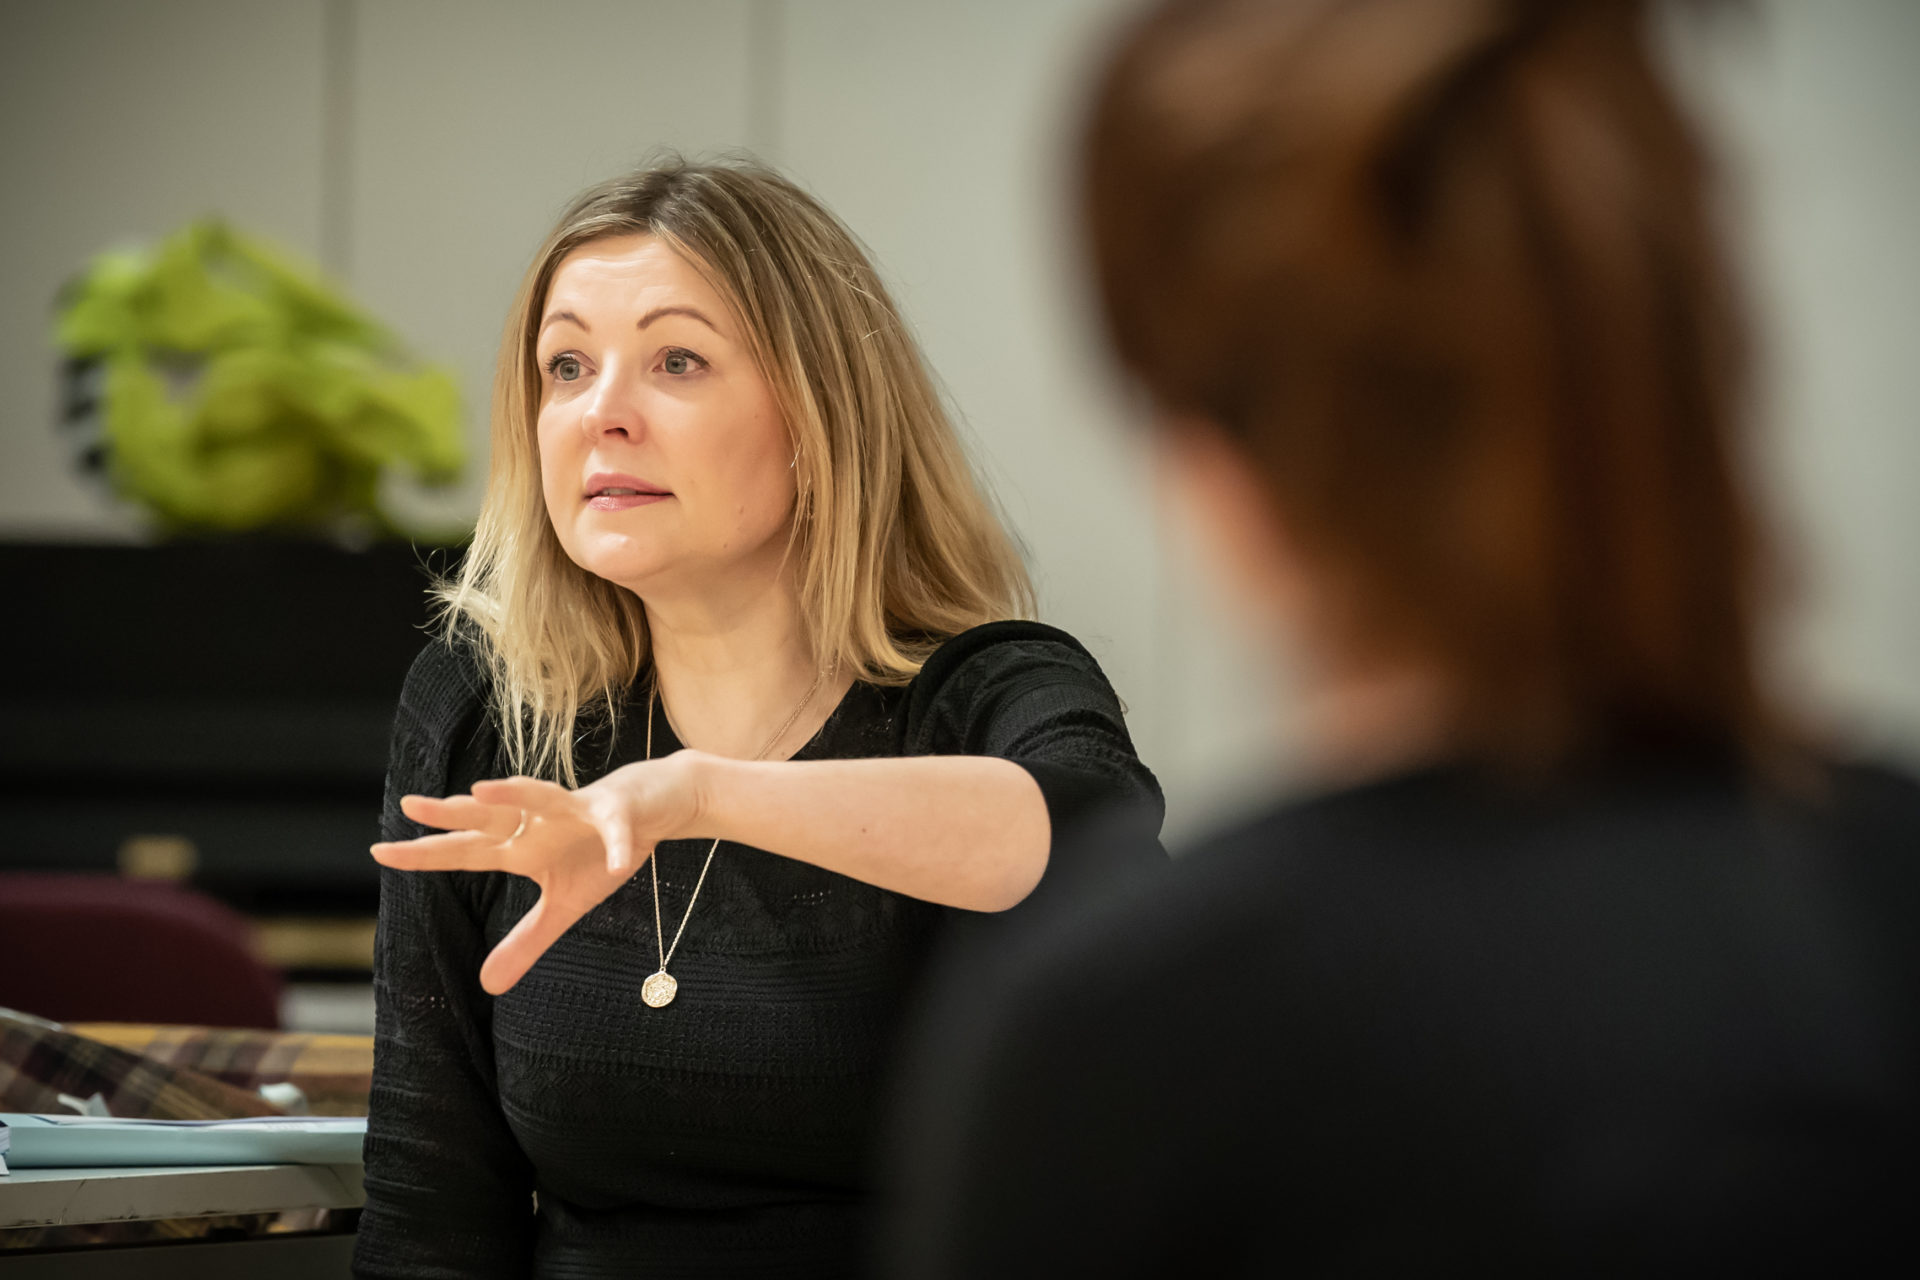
xmin=1156 ymin=414 xmax=1311 ymax=640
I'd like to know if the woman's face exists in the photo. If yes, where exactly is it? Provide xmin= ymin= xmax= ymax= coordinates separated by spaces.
xmin=534 ymin=234 xmax=794 ymax=599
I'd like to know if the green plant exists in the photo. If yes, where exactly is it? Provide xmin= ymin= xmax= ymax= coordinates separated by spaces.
xmin=56 ymin=219 xmax=465 ymax=539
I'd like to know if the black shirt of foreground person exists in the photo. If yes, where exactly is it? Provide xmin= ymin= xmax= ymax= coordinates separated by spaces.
xmin=353 ymin=621 xmax=1163 ymax=1279
xmin=881 ymin=756 xmax=1920 ymax=1276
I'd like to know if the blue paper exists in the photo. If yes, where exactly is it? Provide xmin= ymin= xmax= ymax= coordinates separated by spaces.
xmin=0 ymin=1113 xmax=365 ymax=1169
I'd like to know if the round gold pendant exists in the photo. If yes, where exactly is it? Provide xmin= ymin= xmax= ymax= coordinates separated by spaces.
xmin=641 ymin=970 xmax=678 ymax=1008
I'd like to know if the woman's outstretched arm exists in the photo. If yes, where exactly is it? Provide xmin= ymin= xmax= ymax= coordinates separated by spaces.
xmin=688 ymin=752 xmax=1050 ymax=910
xmin=374 ymin=751 xmax=1049 ymax=995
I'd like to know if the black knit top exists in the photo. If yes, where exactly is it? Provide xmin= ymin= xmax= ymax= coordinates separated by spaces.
xmin=880 ymin=758 xmax=1920 ymax=1276
xmin=352 ymin=621 xmax=1164 ymax=1280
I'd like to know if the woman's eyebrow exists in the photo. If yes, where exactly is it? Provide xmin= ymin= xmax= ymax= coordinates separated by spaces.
xmin=537 ymin=304 xmax=721 ymax=337
xmin=638 ymin=305 xmax=720 ymax=334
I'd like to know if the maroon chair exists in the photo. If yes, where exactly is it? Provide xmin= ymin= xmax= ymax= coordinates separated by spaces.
xmin=0 ymin=873 xmax=282 ymax=1029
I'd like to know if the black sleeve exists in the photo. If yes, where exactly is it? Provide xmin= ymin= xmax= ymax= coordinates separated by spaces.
xmin=354 ymin=644 xmax=537 ymax=1279
xmin=897 ymin=621 xmax=1166 ymax=891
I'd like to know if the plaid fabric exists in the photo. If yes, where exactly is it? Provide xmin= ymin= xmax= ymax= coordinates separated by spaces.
xmin=0 ymin=1012 xmax=368 ymax=1252
xmin=0 ymin=1011 xmax=281 ymax=1121
xmin=68 ymin=1023 xmax=374 ymax=1118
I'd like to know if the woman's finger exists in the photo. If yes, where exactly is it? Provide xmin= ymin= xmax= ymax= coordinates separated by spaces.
xmin=479 ymin=893 xmax=580 ymax=995
xmin=580 ymin=788 xmax=639 ymax=874
xmin=371 ymin=830 xmax=514 ymax=872
xmin=471 ymin=775 xmax=574 ymax=813
xmin=605 ymin=826 xmax=636 ymax=875
xmin=400 ymin=792 xmax=520 ymax=838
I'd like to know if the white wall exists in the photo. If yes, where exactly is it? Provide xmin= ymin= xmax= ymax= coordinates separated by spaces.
xmin=1669 ymin=1 xmax=1920 ymax=769
xmin=2 ymin=0 xmax=1914 ymax=841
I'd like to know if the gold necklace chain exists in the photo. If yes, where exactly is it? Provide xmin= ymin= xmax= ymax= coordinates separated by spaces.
xmin=638 ymin=660 xmax=833 ymax=1009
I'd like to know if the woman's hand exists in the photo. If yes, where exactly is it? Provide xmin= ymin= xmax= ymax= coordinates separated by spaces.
xmin=370 ymin=753 xmax=707 ymax=994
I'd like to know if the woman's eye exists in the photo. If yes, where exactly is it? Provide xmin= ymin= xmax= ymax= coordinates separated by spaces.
xmin=546 ymin=354 xmax=583 ymax=382
xmin=661 ymin=349 xmax=702 ymax=376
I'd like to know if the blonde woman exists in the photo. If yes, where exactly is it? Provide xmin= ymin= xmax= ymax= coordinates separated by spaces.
xmin=352 ymin=160 xmax=1162 ymax=1278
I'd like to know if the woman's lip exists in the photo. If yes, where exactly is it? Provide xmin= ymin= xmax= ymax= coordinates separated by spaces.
xmin=587 ymin=492 xmax=672 ymax=511
xmin=585 ymin=470 xmax=663 ymax=494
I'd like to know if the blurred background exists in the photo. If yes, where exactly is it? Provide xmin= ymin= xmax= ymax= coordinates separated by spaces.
xmin=1 ymin=0 xmax=1914 ymax=1034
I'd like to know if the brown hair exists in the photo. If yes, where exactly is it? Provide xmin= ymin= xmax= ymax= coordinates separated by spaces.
xmin=440 ymin=159 xmax=1032 ymax=783
xmin=1082 ymin=0 xmax=1774 ymax=767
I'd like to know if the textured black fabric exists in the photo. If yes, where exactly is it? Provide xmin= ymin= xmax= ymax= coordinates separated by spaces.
xmin=881 ymin=760 xmax=1920 ymax=1277
xmin=353 ymin=622 xmax=1163 ymax=1280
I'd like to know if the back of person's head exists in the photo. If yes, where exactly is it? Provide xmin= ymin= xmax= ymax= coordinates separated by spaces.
xmin=1082 ymin=0 xmax=1772 ymax=769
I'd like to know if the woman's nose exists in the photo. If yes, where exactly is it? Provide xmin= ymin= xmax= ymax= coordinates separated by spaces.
xmin=580 ymin=366 xmax=644 ymax=441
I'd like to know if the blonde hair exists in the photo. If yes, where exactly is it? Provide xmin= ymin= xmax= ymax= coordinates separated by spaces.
xmin=436 ymin=158 xmax=1033 ymax=784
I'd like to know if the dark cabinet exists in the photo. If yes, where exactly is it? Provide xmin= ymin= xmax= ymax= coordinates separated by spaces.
xmin=0 ymin=539 xmax=451 ymax=915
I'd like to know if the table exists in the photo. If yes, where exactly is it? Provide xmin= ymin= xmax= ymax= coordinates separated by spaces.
xmin=0 ymin=1163 xmax=363 ymax=1278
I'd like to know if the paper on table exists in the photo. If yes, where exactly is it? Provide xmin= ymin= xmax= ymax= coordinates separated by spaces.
xmin=0 ymin=1113 xmax=365 ymax=1169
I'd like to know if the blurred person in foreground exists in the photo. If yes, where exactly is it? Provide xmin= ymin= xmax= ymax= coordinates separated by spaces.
xmin=880 ymin=0 xmax=1920 ymax=1273
xmin=352 ymin=160 xmax=1161 ymax=1278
